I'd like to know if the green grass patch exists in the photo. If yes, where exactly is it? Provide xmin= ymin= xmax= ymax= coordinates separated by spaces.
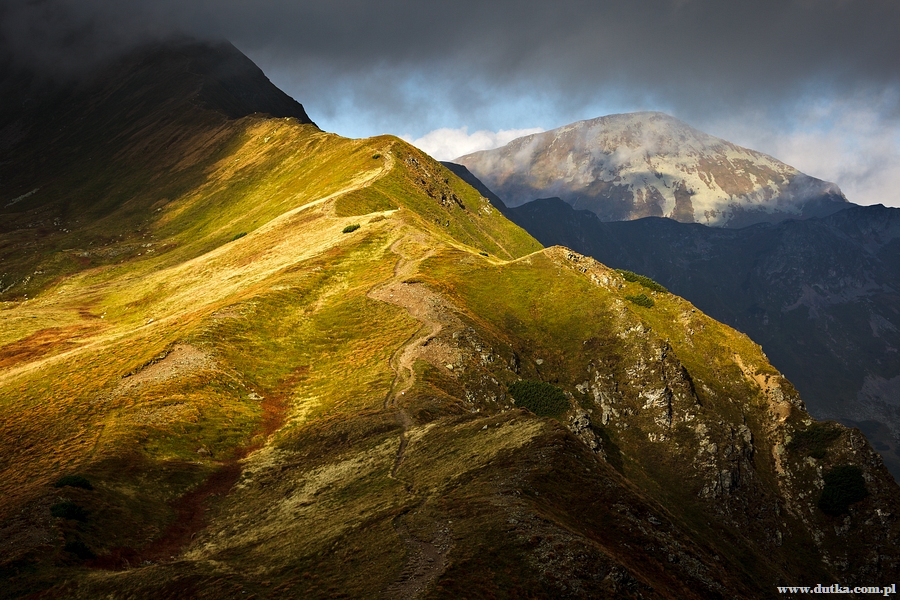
xmin=423 ymin=249 xmax=629 ymax=395
xmin=787 ymin=423 xmax=842 ymax=459
xmin=334 ymin=188 xmax=397 ymax=217
xmin=616 ymin=269 xmax=668 ymax=293
xmin=508 ymin=380 xmax=569 ymax=419
xmin=342 ymin=223 xmax=361 ymax=233
xmin=818 ymin=465 xmax=868 ymax=515
xmin=374 ymin=143 xmax=541 ymax=260
xmin=625 ymin=293 xmax=654 ymax=308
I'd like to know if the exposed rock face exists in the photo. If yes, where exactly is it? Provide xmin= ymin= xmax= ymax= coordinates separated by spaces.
xmin=455 ymin=112 xmax=849 ymax=227
xmin=380 ymin=244 xmax=900 ymax=595
xmin=504 ymin=197 xmax=900 ymax=481
xmin=567 ymin=408 xmax=605 ymax=456
xmin=542 ymin=249 xmax=900 ymax=576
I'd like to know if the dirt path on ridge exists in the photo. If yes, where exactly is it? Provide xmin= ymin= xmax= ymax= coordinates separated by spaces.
xmin=366 ymin=233 xmax=460 ymax=599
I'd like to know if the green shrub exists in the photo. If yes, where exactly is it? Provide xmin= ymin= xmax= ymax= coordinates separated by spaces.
xmin=787 ymin=423 xmax=841 ymax=459
xmin=231 ymin=232 xmax=247 ymax=241
xmin=508 ymin=380 xmax=570 ymax=419
xmin=50 ymin=502 xmax=87 ymax=521
xmin=818 ymin=465 xmax=868 ymax=515
xmin=479 ymin=251 xmax=489 ymax=257
xmin=625 ymin=293 xmax=654 ymax=308
xmin=342 ymin=223 xmax=361 ymax=233
xmin=616 ymin=269 xmax=668 ymax=293
xmin=372 ymin=153 xmax=382 ymax=159
xmin=53 ymin=475 xmax=93 ymax=490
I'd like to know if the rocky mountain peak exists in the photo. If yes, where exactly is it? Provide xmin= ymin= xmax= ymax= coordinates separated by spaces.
xmin=120 ymin=39 xmax=314 ymax=122
xmin=456 ymin=111 xmax=849 ymax=227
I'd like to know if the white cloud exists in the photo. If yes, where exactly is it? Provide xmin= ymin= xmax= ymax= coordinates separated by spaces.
xmin=402 ymin=126 xmax=545 ymax=161
xmin=701 ymin=94 xmax=900 ymax=208
xmin=768 ymin=126 xmax=900 ymax=208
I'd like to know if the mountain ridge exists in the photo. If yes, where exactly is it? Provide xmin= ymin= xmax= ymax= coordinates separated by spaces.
xmin=2 ymin=40 xmax=899 ymax=599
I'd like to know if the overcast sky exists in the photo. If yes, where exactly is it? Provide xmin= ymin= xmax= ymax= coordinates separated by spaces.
xmin=4 ymin=0 xmax=900 ymax=206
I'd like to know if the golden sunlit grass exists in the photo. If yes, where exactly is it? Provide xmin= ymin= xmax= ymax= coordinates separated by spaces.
xmin=0 ymin=113 xmax=542 ymax=594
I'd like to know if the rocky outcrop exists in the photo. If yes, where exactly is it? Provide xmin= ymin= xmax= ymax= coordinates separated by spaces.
xmin=505 ymin=201 xmax=900 ymax=481
xmin=567 ymin=408 xmax=605 ymax=457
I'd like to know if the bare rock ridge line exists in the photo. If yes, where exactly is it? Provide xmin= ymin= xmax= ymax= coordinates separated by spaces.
xmin=367 ymin=233 xmax=455 ymax=599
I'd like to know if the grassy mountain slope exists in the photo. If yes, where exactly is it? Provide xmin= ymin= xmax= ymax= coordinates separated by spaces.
xmin=2 ymin=43 xmax=900 ymax=599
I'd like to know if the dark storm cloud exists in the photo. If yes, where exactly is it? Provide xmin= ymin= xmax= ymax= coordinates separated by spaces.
xmin=194 ymin=0 xmax=900 ymax=123
xmin=4 ymin=0 xmax=899 ymax=117
xmin=4 ymin=0 xmax=899 ymax=204
xmin=0 ymin=0 xmax=170 ymax=76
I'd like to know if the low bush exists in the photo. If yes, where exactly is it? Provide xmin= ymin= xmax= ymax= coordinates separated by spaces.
xmin=64 ymin=539 xmax=95 ymax=559
xmin=625 ymin=294 xmax=654 ymax=308
xmin=231 ymin=232 xmax=247 ymax=241
xmin=50 ymin=502 xmax=87 ymax=521
xmin=818 ymin=465 xmax=868 ymax=515
xmin=787 ymin=423 xmax=841 ymax=459
xmin=508 ymin=380 xmax=569 ymax=419
xmin=342 ymin=223 xmax=361 ymax=233
xmin=616 ymin=269 xmax=668 ymax=293
xmin=53 ymin=475 xmax=93 ymax=490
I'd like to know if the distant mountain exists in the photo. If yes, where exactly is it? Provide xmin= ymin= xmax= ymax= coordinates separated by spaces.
xmin=502 ymin=194 xmax=900 ymax=479
xmin=456 ymin=112 xmax=850 ymax=227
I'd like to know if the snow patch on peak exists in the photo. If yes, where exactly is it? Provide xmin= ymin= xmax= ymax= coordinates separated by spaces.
xmin=456 ymin=112 xmax=847 ymax=226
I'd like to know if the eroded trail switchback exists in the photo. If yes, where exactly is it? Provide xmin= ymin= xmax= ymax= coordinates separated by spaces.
xmin=367 ymin=233 xmax=460 ymax=599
